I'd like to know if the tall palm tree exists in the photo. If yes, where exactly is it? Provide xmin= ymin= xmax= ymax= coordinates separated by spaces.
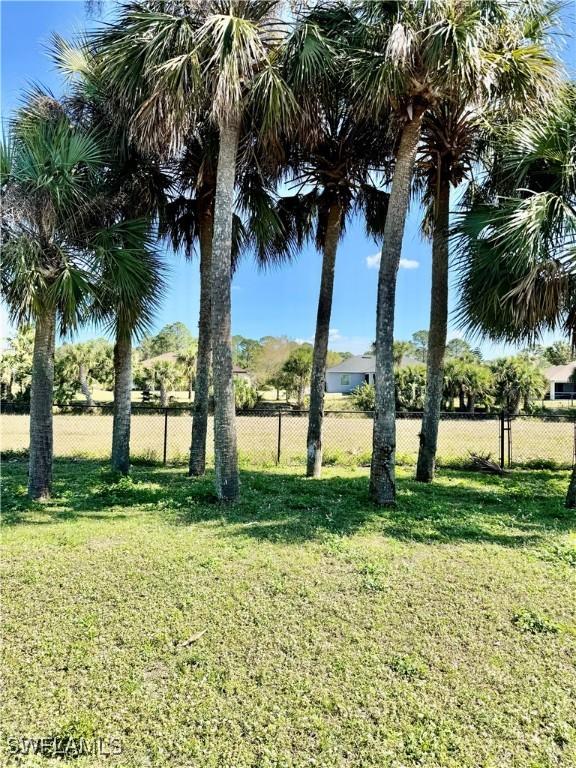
xmin=456 ymin=84 xmax=575 ymax=504
xmin=1 ymin=100 xmax=105 ymax=499
xmin=353 ymin=0 xmax=559 ymax=504
xmin=414 ymin=102 xmax=478 ymax=480
xmin=280 ymin=4 xmax=391 ymax=478
xmin=52 ymin=35 xmax=169 ymax=476
xmin=95 ymin=1 xmax=296 ymax=500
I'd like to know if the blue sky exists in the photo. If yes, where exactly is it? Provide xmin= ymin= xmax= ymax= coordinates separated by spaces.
xmin=1 ymin=0 xmax=575 ymax=356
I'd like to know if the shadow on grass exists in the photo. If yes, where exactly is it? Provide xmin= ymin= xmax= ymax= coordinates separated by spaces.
xmin=1 ymin=456 xmax=572 ymax=548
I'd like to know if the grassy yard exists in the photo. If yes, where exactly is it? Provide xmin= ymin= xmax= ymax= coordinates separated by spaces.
xmin=1 ymin=459 xmax=575 ymax=767
xmin=2 ymin=411 xmax=573 ymax=468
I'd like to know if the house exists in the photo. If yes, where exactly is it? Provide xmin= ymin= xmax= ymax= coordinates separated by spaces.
xmin=325 ymin=354 xmax=420 ymax=394
xmin=544 ymin=362 xmax=576 ymax=400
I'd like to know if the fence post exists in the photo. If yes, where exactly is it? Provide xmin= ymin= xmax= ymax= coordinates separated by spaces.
xmin=163 ymin=407 xmax=169 ymax=466
xmin=499 ymin=410 xmax=505 ymax=469
xmin=276 ymin=410 xmax=282 ymax=465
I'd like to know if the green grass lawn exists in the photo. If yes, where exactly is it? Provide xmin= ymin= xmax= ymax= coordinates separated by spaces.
xmin=1 ymin=460 xmax=576 ymax=767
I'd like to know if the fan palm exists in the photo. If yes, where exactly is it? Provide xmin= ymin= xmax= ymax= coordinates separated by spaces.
xmin=455 ymin=84 xmax=575 ymax=504
xmin=177 ymin=344 xmax=199 ymax=400
xmin=277 ymin=3 xmax=392 ymax=478
xmin=352 ymin=0 xmax=559 ymax=504
xmin=95 ymin=0 xmax=296 ymax=500
xmin=52 ymin=35 xmax=169 ymax=475
xmin=414 ymin=101 xmax=479 ymax=479
xmin=1 ymin=100 xmax=105 ymax=498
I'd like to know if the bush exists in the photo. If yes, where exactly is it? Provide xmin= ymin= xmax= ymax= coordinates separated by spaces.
xmin=350 ymin=382 xmax=375 ymax=411
xmin=234 ymin=377 xmax=260 ymax=410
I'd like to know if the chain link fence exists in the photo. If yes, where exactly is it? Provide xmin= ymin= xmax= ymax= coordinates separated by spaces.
xmin=1 ymin=403 xmax=573 ymax=470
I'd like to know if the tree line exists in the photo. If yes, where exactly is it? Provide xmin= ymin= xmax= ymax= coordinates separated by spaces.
xmin=1 ymin=0 xmax=574 ymax=506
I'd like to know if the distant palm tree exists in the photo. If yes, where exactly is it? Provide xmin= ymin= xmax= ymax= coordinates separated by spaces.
xmin=177 ymin=345 xmax=199 ymax=400
xmin=1 ymin=99 xmax=104 ymax=498
xmin=353 ymin=0 xmax=559 ymax=504
xmin=96 ymin=1 xmax=296 ymax=500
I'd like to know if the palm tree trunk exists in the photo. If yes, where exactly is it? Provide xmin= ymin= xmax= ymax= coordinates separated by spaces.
xmin=159 ymin=381 xmax=168 ymax=408
xmin=28 ymin=308 xmax=56 ymax=499
xmin=565 ymin=466 xmax=576 ymax=508
xmin=416 ymin=171 xmax=450 ymax=482
xmin=459 ymin=387 xmax=466 ymax=411
xmin=306 ymin=201 xmax=342 ymax=478
xmin=188 ymin=378 xmax=193 ymax=400
xmin=211 ymin=118 xmax=240 ymax=501
xmin=189 ymin=200 xmax=214 ymax=477
xmin=371 ymin=108 xmax=425 ymax=505
xmin=111 ymin=333 xmax=132 ymax=475
xmin=79 ymin=363 xmax=95 ymax=408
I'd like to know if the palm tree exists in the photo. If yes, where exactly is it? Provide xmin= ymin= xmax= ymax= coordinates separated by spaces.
xmin=353 ymin=0 xmax=559 ymax=504
xmin=279 ymin=4 xmax=391 ymax=478
xmin=95 ymin=223 xmax=165 ymax=474
xmin=1 ymin=100 xmax=105 ymax=499
xmin=150 ymin=360 xmax=182 ymax=408
xmin=96 ymin=1 xmax=296 ymax=500
xmin=414 ymin=101 xmax=479 ymax=479
xmin=52 ymin=35 xmax=169 ymax=476
xmin=455 ymin=84 xmax=575 ymax=503
xmin=177 ymin=344 xmax=199 ymax=400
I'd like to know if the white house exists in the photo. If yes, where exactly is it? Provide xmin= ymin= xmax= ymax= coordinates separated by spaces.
xmin=326 ymin=355 xmax=376 ymax=393
xmin=325 ymin=353 xmax=421 ymax=394
xmin=544 ymin=362 xmax=576 ymax=400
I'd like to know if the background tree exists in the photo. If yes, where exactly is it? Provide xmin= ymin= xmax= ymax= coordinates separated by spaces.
xmin=149 ymin=360 xmax=183 ymax=408
xmin=140 ymin=322 xmax=195 ymax=359
xmin=544 ymin=341 xmax=572 ymax=366
xmin=281 ymin=346 xmax=313 ymax=408
xmin=491 ymin=357 xmax=547 ymax=414
xmin=55 ymin=339 xmax=113 ymax=406
xmin=177 ymin=344 xmax=199 ymax=400
xmin=0 ymin=325 xmax=34 ymax=400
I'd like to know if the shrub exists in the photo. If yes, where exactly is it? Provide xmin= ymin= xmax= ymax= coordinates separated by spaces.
xmin=234 ymin=377 xmax=260 ymax=410
xmin=350 ymin=382 xmax=375 ymax=411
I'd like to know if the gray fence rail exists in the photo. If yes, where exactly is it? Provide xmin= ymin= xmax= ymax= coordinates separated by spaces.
xmin=1 ymin=403 xmax=574 ymax=470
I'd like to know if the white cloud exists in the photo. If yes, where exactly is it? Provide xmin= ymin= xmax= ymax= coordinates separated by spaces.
xmin=329 ymin=328 xmax=342 ymax=341
xmin=365 ymin=253 xmax=419 ymax=270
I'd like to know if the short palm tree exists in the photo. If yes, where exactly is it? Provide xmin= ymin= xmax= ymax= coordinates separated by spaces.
xmin=95 ymin=1 xmax=296 ymax=500
xmin=177 ymin=344 xmax=199 ymax=400
xmin=94 ymin=222 xmax=165 ymax=473
xmin=353 ymin=0 xmax=559 ymax=504
xmin=1 ymin=101 xmax=105 ymax=499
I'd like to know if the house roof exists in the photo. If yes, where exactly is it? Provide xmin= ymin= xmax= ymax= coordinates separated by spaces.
xmin=327 ymin=354 xmax=422 ymax=374
xmin=544 ymin=362 xmax=576 ymax=383
xmin=327 ymin=355 xmax=376 ymax=374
